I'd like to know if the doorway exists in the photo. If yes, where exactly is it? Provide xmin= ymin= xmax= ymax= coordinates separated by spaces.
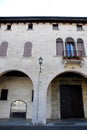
xmin=60 ymin=85 xmax=84 ymax=119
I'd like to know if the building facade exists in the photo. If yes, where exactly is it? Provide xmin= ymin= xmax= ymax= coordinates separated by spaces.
xmin=0 ymin=17 xmax=87 ymax=124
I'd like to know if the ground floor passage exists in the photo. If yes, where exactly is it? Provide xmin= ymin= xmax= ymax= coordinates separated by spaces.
xmin=0 ymin=71 xmax=33 ymax=119
xmin=46 ymin=72 xmax=87 ymax=122
xmin=0 ymin=71 xmax=87 ymax=124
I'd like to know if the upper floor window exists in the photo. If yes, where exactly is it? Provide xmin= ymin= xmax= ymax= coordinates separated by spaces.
xmin=0 ymin=42 xmax=8 ymax=56
xmin=77 ymin=38 xmax=85 ymax=56
xmin=65 ymin=37 xmax=76 ymax=57
xmin=56 ymin=38 xmax=63 ymax=56
xmin=23 ymin=42 xmax=32 ymax=57
xmin=53 ymin=24 xmax=58 ymax=30
xmin=7 ymin=24 xmax=11 ymax=30
xmin=77 ymin=24 xmax=83 ymax=31
xmin=28 ymin=23 xmax=33 ymax=30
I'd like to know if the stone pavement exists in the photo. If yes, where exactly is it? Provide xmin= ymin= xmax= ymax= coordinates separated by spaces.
xmin=0 ymin=119 xmax=87 ymax=130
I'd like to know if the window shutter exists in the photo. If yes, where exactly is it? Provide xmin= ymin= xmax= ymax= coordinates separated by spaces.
xmin=56 ymin=38 xmax=63 ymax=55
xmin=77 ymin=39 xmax=85 ymax=56
xmin=0 ymin=42 xmax=8 ymax=56
xmin=23 ymin=42 xmax=32 ymax=57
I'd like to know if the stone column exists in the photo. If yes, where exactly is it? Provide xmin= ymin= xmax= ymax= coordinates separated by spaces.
xmin=32 ymin=81 xmax=39 ymax=124
xmin=51 ymin=82 xmax=60 ymax=119
xmin=37 ymin=73 xmax=47 ymax=125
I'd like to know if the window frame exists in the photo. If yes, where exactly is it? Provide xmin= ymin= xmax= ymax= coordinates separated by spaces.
xmin=28 ymin=23 xmax=33 ymax=30
xmin=77 ymin=24 xmax=83 ymax=31
xmin=0 ymin=89 xmax=8 ymax=100
xmin=6 ymin=24 xmax=11 ymax=30
xmin=52 ymin=23 xmax=59 ymax=30
xmin=65 ymin=37 xmax=76 ymax=57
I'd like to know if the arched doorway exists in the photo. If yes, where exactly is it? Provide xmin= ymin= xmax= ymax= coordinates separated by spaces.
xmin=46 ymin=72 xmax=85 ymax=122
xmin=10 ymin=100 xmax=27 ymax=118
xmin=59 ymin=72 xmax=84 ymax=119
xmin=0 ymin=70 xmax=33 ymax=119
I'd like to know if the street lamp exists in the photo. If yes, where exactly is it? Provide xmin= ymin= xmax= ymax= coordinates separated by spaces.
xmin=38 ymin=57 xmax=43 ymax=73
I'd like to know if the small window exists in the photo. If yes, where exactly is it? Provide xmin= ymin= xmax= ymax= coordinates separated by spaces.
xmin=28 ymin=23 xmax=33 ymax=30
xmin=77 ymin=24 xmax=83 ymax=31
xmin=32 ymin=90 xmax=34 ymax=102
xmin=7 ymin=24 xmax=11 ymax=30
xmin=53 ymin=24 xmax=58 ymax=30
xmin=0 ymin=89 xmax=8 ymax=100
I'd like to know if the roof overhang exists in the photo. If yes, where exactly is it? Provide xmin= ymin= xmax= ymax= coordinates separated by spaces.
xmin=0 ymin=16 xmax=87 ymax=23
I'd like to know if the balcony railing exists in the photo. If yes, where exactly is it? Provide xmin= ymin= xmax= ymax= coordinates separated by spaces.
xmin=63 ymin=50 xmax=83 ymax=60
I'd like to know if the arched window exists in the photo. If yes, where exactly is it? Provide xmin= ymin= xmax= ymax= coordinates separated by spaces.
xmin=56 ymin=38 xmax=63 ymax=55
xmin=65 ymin=37 xmax=76 ymax=57
xmin=77 ymin=38 xmax=85 ymax=56
xmin=10 ymin=100 xmax=27 ymax=118
xmin=23 ymin=42 xmax=32 ymax=57
xmin=0 ymin=42 xmax=8 ymax=56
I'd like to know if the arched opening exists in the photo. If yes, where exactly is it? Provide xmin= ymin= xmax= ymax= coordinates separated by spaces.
xmin=0 ymin=42 xmax=8 ymax=56
xmin=10 ymin=100 xmax=27 ymax=118
xmin=56 ymin=38 xmax=63 ymax=56
xmin=46 ymin=71 xmax=87 ymax=123
xmin=0 ymin=70 xmax=33 ymax=120
xmin=23 ymin=42 xmax=32 ymax=57
xmin=77 ymin=38 xmax=85 ymax=56
xmin=65 ymin=37 xmax=76 ymax=57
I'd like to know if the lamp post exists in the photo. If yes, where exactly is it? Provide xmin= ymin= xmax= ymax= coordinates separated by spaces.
xmin=37 ymin=57 xmax=43 ymax=124
xmin=38 ymin=57 xmax=43 ymax=73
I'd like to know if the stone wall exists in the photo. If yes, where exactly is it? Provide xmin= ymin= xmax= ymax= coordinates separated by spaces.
xmin=0 ymin=22 xmax=87 ymax=124
xmin=0 ymin=76 xmax=33 ymax=119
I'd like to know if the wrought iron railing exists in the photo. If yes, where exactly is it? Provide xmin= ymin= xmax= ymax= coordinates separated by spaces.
xmin=63 ymin=50 xmax=83 ymax=60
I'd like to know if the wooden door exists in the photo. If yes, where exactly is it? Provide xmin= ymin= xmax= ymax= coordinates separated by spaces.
xmin=60 ymin=85 xmax=84 ymax=119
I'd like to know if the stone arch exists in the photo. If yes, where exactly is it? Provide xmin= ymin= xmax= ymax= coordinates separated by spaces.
xmin=46 ymin=71 xmax=87 ymax=123
xmin=47 ymin=70 xmax=87 ymax=92
xmin=0 ymin=69 xmax=33 ymax=83
xmin=0 ymin=70 xmax=34 ymax=120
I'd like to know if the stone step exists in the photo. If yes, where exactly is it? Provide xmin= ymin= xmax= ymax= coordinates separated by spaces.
xmin=0 ymin=126 xmax=87 ymax=130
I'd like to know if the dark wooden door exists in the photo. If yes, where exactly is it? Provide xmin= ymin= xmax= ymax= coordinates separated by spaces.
xmin=60 ymin=85 xmax=84 ymax=119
